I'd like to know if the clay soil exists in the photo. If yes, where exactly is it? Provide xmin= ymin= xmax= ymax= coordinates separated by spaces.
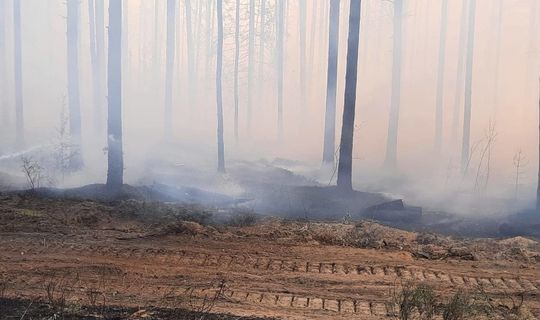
xmin=0 ymin=194 xmax=539 ymax=319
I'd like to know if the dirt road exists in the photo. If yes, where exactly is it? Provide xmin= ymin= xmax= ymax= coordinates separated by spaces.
xmin=0 ymin=195 xmax=539 ymax=319
xmin=1 ymin=228 xmax=539 ymax=319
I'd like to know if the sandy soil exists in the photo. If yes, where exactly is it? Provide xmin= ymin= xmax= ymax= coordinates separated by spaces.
xmin=0 ymin=194 xmax=539 ymax=319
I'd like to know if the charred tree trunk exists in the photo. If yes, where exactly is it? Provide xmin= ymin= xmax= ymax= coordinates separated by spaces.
xmin=434 ymin=0 xmax=448 ymax=154
xmin=164 ymin=0 xmax=176 ymax=138
xmin=107 ymin=0 xmax=124 ymax=190
xmin=13 ymin=0 xmax=23 ymax=145
xmin=234 ymin=0 xmax=240 ymax=142
xmin=216 ymin=0 xmax=225 ymax=173
xmin=276 ymin=0 xmax=284 ymax=140
xmin=337 ymin=0 xmax=361 ymax=193
xmin=461 ymin=0 xmax=477 ymax=174
xmin=67 ymin=0 xmax=83 ymax=168
xmin=247 ymin=0 xmax=255 ymax=133
xmin=322 ymin=0 xmax=340 ymax=165
xmin=383 ymin=0 xmax=404 ymax=170
xmin=452 ymin=0 xmax=469 ymax=142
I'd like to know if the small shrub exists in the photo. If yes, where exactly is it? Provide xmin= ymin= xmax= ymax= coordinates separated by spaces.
xmin=442 ymin=291 xmax=476 ymax=320
xmin=226 ymin=212 xmax=259 ymax=227
xmin=20 ymin=156 xmax=44 ymax=190
xmin=391 ymin=282 xmax=438 ymax=320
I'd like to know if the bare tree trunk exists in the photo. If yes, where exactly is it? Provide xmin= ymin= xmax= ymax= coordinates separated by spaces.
xmin=434 ymin=0 xmax=448 ymax=155
xmin=164 ymin=0 xmax=176 ymax=138
xmin=13 ymin=0 xmax=23 ymax=146
xmin=216 ymin=0 xmax=225 ymax=173
xmin=234 ymin=0 xmax=240 ymax=142
xmin=276 ymin=0 xmax=284 ymax=140
xmin=107 ymin=0 xmax=124 ymax=190
xmin=461 ymin=0 xmax=477 ymax=174
xmin=322 ymin=0 xmax=340 ymax=165
xmin=383 ymin=0 xmax=404 ymax=170
xmin=67 ymin=0 xmax=83 ymax=168
xmin=452 ymin=0 xmax=469 ymax=143
xmin=298 ymin=0 xmax=306 ymax=105
xmin=247 ymin=0 xmax=255 ymax=133
xmin=337 ymin=0 xmax=361 ymax=193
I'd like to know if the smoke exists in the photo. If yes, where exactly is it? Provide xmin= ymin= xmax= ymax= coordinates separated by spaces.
xmin=0 ymin=0 xmax=539 ymax=218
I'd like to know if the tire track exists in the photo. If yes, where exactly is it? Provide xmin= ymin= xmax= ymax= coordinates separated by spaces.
xmin=4 ymin=241 xmax=539 ymax=293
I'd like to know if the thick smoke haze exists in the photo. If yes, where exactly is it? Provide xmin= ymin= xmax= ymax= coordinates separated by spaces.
xmin=0 ymin=0 xmax=539 ymax=217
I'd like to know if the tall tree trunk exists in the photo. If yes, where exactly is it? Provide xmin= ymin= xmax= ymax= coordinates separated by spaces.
xmin=0 ymin=0 xmax=7 ymax=128
xmin=298 ymin=0 xmax=306 ymax=105
xmin=216 ymin=0 xmax=225 ymax=173
xmin=276 ymin=0 xmax=284 ymax=139
xmin=247 ymin=0 xmax=255 ymax=133
xmin=434 ymin=0 xmax=448 ymax=154
xmin=67 ymin=0 xmax=83 ymax=168
xmin=107 ymin=0 xmax=124 ymax=190
xmin=164 ymin=0 xmax=176 ymax=138
xmin=322 ymin=0 xmax=340 ymax=165
xmin=383 ymin=0 xmax=404 ymax=170
xmin=461 ymin=0 xmax=477 ymax=174
xmin=336 ymin=0 xmax=361 ymax=193
xmin=13 ymin=0 xmax=23 ymax=145
xmin=452 ymin=0 xmax=469 ymax=142
xmin=234 ymin=0 xmax=240 ymax=142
